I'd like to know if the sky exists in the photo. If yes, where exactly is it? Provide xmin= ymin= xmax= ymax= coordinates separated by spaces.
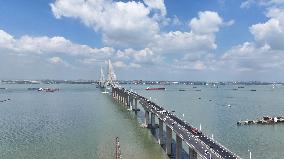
xmin=0 ymin=0 xmax=284 ymax=81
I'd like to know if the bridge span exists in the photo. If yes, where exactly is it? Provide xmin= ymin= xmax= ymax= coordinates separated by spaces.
xmin=107 ymin=85 xmax=241 ymax=159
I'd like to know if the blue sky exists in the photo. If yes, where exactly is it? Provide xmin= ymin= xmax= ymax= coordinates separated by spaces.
xmin=0 ymin=0 xmax=284 ymax=81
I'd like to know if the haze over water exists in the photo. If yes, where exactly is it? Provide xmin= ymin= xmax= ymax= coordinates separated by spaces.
xmin=1 ymin=83 xmax=284 ymax=159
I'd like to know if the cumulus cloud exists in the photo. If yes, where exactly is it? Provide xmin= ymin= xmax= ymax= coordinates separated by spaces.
xmin=250 ymin=8 xmax=284 ymax=50
xmin=220 ymin=5 xmax=284 ymax=73
xmin=143 ymin=0 xmax=166 ymax=16
xmin=50 ymin=0 xmax=159 ymax=48
xmin=0 ymin=29 xmax=114 ymax=59
xmin=220 ymin=42 xmax=284 ymax=71
xmin=50 ymin=0 xmax=233 ymax=70
xmin=116 ymin=48 xmax=163 ymax=65
xmin=241 ymin=0 xmax=284 ymax=9
xmin=151 ymin=31 xmax=217 ymax=55
xmin=48 ymin=56 xmax=68 ymax=66
xmin=0 ymin=30 xmax=15 ymax=49
xmin=189 ymin=11 xmax=224 ymax=35
xmin=113 ymin=61 xmax=127 ymax=68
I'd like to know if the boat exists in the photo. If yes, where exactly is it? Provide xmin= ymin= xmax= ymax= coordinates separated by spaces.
xmin=0 ymin=88 xmax=7 ymax=90
xmin=178 ymin=89 xmax=186 ymax=91
xmin=38 ymin=88 xmax=59 ymax=92
xmin=45 ymin=88 xmax=59 ymax=92
xmin=145 ymin=87 xmax=165 ymax=91
xmin=250 ymin=89 xmax=256 ymax=91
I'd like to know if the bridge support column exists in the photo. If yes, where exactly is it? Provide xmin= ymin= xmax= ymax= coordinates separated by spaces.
xmin=176 ymin=134 xmax=182 ymax=159
xmin=151 ymin=113 xmax=155 ymax=128
xmin=189 ymin=147 xmax=197 ymax=159
xmin=126 ymin=93 xmax=131 ymax=109
xmin=144 ymin=111 xmax=150 ymax=127
xmin=158 ymin=119 xmax=164 ymax=145
xmin=120 ymin=93 xmax=123 ymax=104
xmin=123 ymin=93 xmax=126 ymax=106
xmin=125 ymin=94 xmax=128 ymax=107
xmin=116 ymin=91 xmax=118 ymax=100
xmin=129 ymin=96 xmax=133 ymax=110
xmin=112 ymin=88 xmax=115 ymax=98
xmin=166 ymin=126 xmax=172 ymax=156
xmin=117 ymin=92 xmax=120 ymax=102
xmin=134 ymin=98 xmax=138 ymax=114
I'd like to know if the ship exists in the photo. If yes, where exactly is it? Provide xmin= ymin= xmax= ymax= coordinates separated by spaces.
xmin=145 ymin=87 xmax=165 ymax=90
xmin=145 ymin=87 xmax=165 ymax=91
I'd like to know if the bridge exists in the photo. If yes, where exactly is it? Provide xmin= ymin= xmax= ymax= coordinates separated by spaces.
xmin=97 ymin=60 xmax=241 ymax=159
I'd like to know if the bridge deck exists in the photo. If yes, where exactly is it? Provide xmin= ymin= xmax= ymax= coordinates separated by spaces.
xmin=126 ymin=89 xmax=240 ymax=159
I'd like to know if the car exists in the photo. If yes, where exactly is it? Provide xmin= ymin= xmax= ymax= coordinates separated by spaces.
xmin=192 ymin=127 xmax=202 ymax=135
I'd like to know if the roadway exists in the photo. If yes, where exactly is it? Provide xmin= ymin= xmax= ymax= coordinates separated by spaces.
xmin=126 ymin=90 xmax=240 ymax=159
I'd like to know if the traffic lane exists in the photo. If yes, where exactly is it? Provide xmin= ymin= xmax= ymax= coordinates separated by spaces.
xmin=139 ymin=99 xmax=215 ymax=158
xmin=147 ymin=102 xmax=238 ymax=159
xmin=136 ymin=94 xmax=238 ymax=159
xmin=164 ymin=117 xmax=219 ymax=159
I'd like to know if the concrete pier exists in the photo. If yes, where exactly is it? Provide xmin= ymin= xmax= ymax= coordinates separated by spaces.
xmin=123 ymin=93 xmax=126 ymax=106
xmin=151 ymin=112 xmax=155 ymax=128
xmin=176 ymin=134 xmax=182 ymax=159
xmin=145 ymin=111 xmax=150 ymax=127
xmin=166 ymin=126 xmax=172 ymax=156
xmin=158 ymin=119 xmax=164 ymax=145
xmin=189 ymin=147 xmax=197 ymax=159
xmin=129 ymin=96 xmax=133 ymax=110
xmin=133 ymin=98 xmax=138 ymax=115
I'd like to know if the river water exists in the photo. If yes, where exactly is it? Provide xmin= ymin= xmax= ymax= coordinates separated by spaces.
xmin=0 ymin=83 xmax=283 ymax=159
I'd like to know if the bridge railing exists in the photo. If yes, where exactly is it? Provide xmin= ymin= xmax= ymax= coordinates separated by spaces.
xmin=109 ymin=86 xmax=241 ymax=159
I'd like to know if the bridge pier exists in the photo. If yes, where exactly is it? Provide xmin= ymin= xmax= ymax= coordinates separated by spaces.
xmin=134 ymin=98 xmax=138 ymax=114
xmin=129 ymin=96 xmax=133 ymax=110
xmin=126 ymin=94 xmax=129 ymax=108
xmin=120 ymin=92 xmax=123 ymax=104
xmin=158 ymin=118 xmax=164 ymax=145
xmin=122 ymin=92 xmax=125 ymax=104
xmin=176 ymin=134 xmax=182 ymax=159
xmin=145 ymin=111 xmax=150 ymax=127
xmin=118 ymin=91 xmax=121 ymax=103
xmin=120 ymin=93 xmax=123 ymax=103
xmin=166 ymin=126 xmax=172 ymax=156
xmin=123 ymin=93 xmax=127 ymax=106
xmin=189 ymin=147 xmax=197 ymax=159
xmin=151 ymin=112 xmax=155 ymax=128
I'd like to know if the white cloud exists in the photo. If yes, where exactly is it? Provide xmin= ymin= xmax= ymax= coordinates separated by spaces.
xmin=240 ymin=0 xmax=255 ymax=9
xmin=250 ymin=8 xmax=284 ymax=50
xmin=189 ymin=11 xmax=223 ymax=35
xmin=116 ymin=48 xmax=163 ymax=65
xmin=151 ymin=31 xmax=217 ymax=55
xmin=50 ymin=0 xmax=159 ymax=48
xmin=220 ymin=42 xmax=284 ymax=71
xmin=49 ymin=56 xmax=63 ymax=64
xmin=222 ymin=6 xmax=284 ymax=73
xmin=113 ymin=61 xmax=127 ymax=68
xmin=143 ymin=0 xmax=166 ymax=16
xmin=0 ymin=29 xmax=114 ymax=59
xmin=129 ymin=63 xmax=141 ymax=68
xmin=241 ymin=0 xmax=284 ymax=9
xmin=0 ymin=30 xmax=15 ymax=49
xmin=50 ymin=0 xmax=232 ymax=69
